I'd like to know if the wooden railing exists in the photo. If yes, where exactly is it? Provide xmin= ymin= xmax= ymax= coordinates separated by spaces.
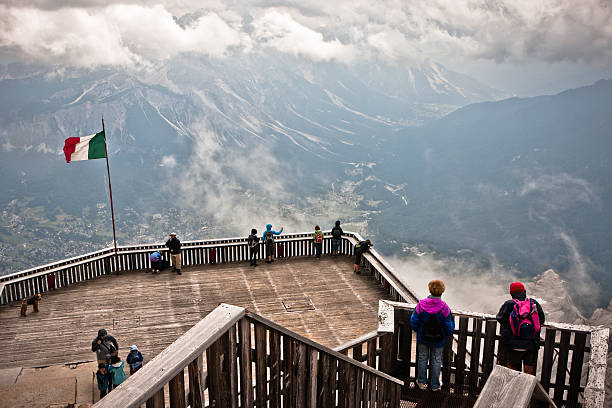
xmin=0 ymin=231 xmax=419 ymax=306
xmin=93 ymin=303 xmax=404 ymax=408
xmin=336 ymin=300 xmax=609 ymax=408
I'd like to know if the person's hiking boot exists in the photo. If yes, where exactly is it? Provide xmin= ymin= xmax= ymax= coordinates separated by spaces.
xmin=177 ymin=270 xmax=182 ymax=275
xmin=417 ymin=382 xmax=427 ymax=390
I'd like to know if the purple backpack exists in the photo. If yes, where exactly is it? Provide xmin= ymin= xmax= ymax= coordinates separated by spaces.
xmin=509 ymin=298 xmax=540 ymax=339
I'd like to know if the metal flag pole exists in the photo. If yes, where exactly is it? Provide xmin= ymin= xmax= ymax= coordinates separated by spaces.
xmin=102 ymin=116 xmax=119 ymax=274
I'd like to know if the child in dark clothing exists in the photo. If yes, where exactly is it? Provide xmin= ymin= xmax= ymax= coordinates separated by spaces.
xmin=126 ymin=345 xmax=144 ymax=374
xmin=248 ymin=229 xmax=260 ymax=267
xmin=96 ymin=363 xmax=111 ymax=399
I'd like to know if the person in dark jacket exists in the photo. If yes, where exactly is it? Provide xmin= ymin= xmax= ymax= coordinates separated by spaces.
xmin=165 ymin=232 xmax=182 ymax=275
xmin=496 ymin=281 xmax=545 ymax=375
xmin=248 ymin=229 xmax=260 ymax=267
xmin=126 ymin=345 xmax=144 ymax=374
xmin=96 ymin=363 xmax=112 ymax=399
xmin=262 ymin=224 xmax=283 ymax=263
xmin=410 ymin=280 xmax=455 ymax=391
xmin=353 ymin=240 xmax=372 ymax=273
xmin=330 ymin=220 xmax=343 ymax=255
xmin=92 ymin=328 xmax=119 ymax=365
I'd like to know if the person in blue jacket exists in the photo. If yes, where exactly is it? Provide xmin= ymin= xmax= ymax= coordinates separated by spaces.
xmin=149 ymin=251 xmax=162 ymax=274
xmin=126 ymin=344 xmax=144 ymax=374
xmin=262 ymin=224 xmax=283 ymax=263
xmin=410 ymin=280 xmax=455 ymax=391
xmin=96 ymin=363 xmax=111 ymax=399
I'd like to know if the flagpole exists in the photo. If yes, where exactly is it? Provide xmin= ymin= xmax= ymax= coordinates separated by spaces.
xmin=102 ymin=116 xmax=119 ymax=274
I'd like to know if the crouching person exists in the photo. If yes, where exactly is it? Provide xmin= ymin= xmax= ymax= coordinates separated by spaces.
xmin=20 ymin=294 xmax=42 ymax=317
xmin=410 ymin=280 xmax=455 ymax=391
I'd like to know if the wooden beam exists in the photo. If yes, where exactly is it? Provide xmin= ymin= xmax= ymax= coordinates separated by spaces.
xmin=473 ymin=365 xmax=540 ymax=408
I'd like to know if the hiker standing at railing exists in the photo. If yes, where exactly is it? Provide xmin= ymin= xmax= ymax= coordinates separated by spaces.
xmin=165 ymin=232 xmax=182 ymax=275
xmin=248 ymin=229 xmax=260 ymax=267
xmin=313 ymin=226 xmax=323 ymax=259
xmin=410 ymin=280 xmax=455 ymax=392
xmin=263 ymin=224 xmax=283 ymax=263
xmin=496 ymin=282 xmax=545 ymax=375
xmin=330 ymin=220 xmax=343 ymax=256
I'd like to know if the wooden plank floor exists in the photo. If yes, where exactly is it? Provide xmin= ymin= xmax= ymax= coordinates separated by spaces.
xmin=0 ymin=256 xmax=392 ymax=369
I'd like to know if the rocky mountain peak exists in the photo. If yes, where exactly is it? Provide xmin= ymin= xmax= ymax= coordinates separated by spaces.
xmin=526 ymin=269 xmax=587 ymax=325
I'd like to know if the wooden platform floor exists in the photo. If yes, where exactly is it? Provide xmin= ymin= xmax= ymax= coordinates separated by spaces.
xmin=0 ymin=256 xmax=392 ymax=369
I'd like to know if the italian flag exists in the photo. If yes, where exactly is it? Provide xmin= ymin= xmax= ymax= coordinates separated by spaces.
xmin=63 ymin=131 xmax=106 ymax=163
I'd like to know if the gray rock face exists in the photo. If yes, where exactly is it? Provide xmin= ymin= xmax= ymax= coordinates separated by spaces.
xmin=526 ymin=269 xmax=587 ymax=325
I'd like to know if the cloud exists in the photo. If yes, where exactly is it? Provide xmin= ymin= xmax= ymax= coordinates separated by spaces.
xmin=168 ymin=120 xmax=311 ymax=235
xmin=390 ymin=254 xmax=516 ymax=314
xmin=520 ymin=172 xmax=601 ymax=212
xmin=252 ymin=9 xmax=355 ymax=62
xmin=0 ymin=4 xmax=247 ymax=68
xmin=2 ymin=1 xmax=611 ymax=68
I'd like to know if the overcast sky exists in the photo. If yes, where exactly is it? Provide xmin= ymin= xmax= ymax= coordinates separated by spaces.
xmin=1 ymin=0 xmax=611 ymax=95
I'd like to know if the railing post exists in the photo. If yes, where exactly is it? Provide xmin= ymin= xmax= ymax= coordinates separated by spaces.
xmin=146 ymin=388 xmax=165 ymax=408
xmin=187 ymin=356 xmax=204 ymax=408
xmin=238 ymin=318 xmax=253 ymax=408
xmin=270 ymin=330 xmax=282 ymax=408
xmin=169 ymin=369 xmax=186 ymax=408
xmin=308 ymin=348 xmax=318 ymax=408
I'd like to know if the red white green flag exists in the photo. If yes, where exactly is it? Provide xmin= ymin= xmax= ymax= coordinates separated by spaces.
xmin=63 ymin=130 xmax=106 ymax=163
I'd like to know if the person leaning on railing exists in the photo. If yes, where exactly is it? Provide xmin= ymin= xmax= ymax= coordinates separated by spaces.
xmin=263 ymin=224 xmax=283 ymax=263
xmin=410 ymin=280 xmax=455 ymax=392
xmin=496 ymin=282 xmax=545 ymax=375
xmin=353 ymin=239 xmax=372 ymax=274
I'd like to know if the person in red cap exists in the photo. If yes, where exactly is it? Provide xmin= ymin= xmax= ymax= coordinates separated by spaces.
xmin=496 ymin=281 xmax=545 ymax=375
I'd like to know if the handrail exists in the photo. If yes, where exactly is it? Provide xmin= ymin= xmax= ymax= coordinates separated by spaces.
xmin=94 ymin=303 xmax=245 ymax=408
xmin=333 ymin=330 xmax=381 ymax=353
xmin=247 ymin=313 xmax=403 ymax=385
xmin=343 ymin=233 xmax=420 ymax=304
xmin=378 ymin=300 xmax=602 ymax=334
xmin=375 ymin=300 xmax=609 ymax=408
xmin=0 ymin=231 xmax=422 ymax=307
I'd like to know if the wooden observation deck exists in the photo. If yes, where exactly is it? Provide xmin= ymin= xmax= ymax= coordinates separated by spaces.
xmin=0 ymin=232 xmax=608 ymax=408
